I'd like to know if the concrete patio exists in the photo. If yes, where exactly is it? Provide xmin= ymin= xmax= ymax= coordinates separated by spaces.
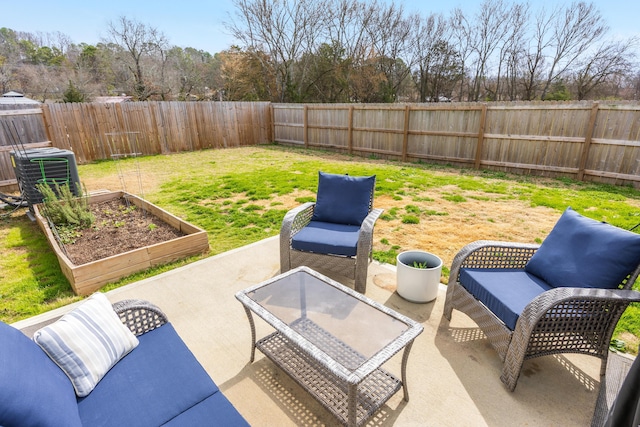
xmin=14 ymin=236 xmax=615 ymax=426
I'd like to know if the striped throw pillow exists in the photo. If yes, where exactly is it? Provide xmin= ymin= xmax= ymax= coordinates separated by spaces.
xmin=33 ymin=292 xmax=139 ymax=397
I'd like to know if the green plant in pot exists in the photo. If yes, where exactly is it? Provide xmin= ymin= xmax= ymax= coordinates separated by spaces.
xmin=411 ymin=260 xmax=432 ymax=269
xmin=396 ymin=250 xmax=443 ymax=303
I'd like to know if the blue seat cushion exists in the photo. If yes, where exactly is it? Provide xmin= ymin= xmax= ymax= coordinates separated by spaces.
xmin=291 ymin=221 xmax=360 ymax=257
xmin=311 ymin=171 xmax=375 ymax=226
xmin=78 ymin=323 xmax=245 ymax=426
xmin=525 ymin=207 xmax=640 ymax=289
xmin=0 ymin=321 xmax=81 ymax=427
xmin=162 ymin=392 xmax=250 ymax=426
xmin=459 ymin=268 xmax=553 ymax=330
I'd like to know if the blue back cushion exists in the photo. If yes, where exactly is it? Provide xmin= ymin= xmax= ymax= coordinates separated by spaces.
xmin=311 ymin=172 xmax=375 ymax=225
xmin=291 ymin=221 xmax=361 ymax=256
xmin=460 ymin=269 xmax=553 ymax=330
xmin=77 ymin=323 xmax=223 ymax=426
xmin=525 ymin=207 xmax=640 ymax=289
xmin=0 ymin=322 xmax=82 ymax=427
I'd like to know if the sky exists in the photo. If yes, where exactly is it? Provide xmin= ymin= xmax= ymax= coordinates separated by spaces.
xmin=3 ymin=0 xmax=640 ymax=55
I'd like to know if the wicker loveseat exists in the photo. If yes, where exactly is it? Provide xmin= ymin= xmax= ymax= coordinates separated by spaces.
xmin=443 ymin=207 xmax=640 ymax=391
xmin=0 ymin=295 xmax=249 ymax=427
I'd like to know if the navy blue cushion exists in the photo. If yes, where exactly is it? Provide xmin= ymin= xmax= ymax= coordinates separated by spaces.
xmin=311 ymin=172 xmax=375 ymax=225
xmin=291 ymin=221 xmax=360 ymax=256
xmin=162 ymin=392 xmax=250 ymax=426
xmin=525 ymin=207 xmax=640 ymax=289
xmin=0 ymin=322 xmax=81 ymax=427
xmin=460 ymin=268 xmax=553 ymax=330
xmin=78 ymin=323 xmax=241 ymax=427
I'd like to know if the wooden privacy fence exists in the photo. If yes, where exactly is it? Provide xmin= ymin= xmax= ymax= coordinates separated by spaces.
xmin=2 ymin=100 xmax=640 ymax=191
xmin=0 ymin=101 xmax=272 ymax=190
xmin=42 ymin=101 xmax=272 ymax=164
xmin=272 ymin=102 xmax=640 ymax=187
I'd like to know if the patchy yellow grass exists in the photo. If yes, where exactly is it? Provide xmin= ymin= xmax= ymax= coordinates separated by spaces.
xmin=373 ymin=192 xmax=560 ymax=270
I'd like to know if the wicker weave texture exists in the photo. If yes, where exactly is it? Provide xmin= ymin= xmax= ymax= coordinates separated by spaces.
xmin=443 ymin=240 xmax=640 ymax=391
xmin=279 ymin=200 xmax=383 ymax=293
xmin=112 ymin=299 xmax=168 ymax=336
xmin=258 ymin=331 xmax=401 ymax=427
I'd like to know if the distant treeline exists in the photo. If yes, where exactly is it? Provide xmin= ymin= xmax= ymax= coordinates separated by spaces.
xmin=1 ymin=0 xmax=638 ymax=103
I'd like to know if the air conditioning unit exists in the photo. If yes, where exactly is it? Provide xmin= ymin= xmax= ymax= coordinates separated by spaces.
xmin=10 ymin=148 xmax=81 ymax=207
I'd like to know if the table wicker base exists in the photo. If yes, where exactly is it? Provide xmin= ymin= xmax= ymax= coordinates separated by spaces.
xmin=257 ymin=331 xmax=401 ymax=427
xmin=236 ymin=267 xmax=423 ymax=426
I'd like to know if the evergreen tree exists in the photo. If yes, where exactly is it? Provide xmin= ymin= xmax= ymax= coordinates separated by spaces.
xmin=62 ymin=80 xmax=85 ymax=103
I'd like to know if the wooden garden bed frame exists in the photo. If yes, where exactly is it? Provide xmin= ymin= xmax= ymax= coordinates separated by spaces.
xmin=33 ymin=191 xmax=209 ymax=295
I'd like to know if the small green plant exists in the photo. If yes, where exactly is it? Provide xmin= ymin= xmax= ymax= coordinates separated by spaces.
xmin=37 ymin=183 xmax=94 ymax=229
xmin=243 ymin=204 xmax=262 ymax=212
xmin=412 ymin=261 xmax=429 ymax=269
xmin=443 ymin=194 xmax=467 ymax=203
xmin=610 ymin=338 xmax=627 ymax=352
xmin=402 ymin=215 xmax=420 ymax=224
xmin=113 ymin=220 xmax=125 ymax=228
xmin=56 ymin=225 xmax=82 ymax=245
xmin=148 ymin=223 xmax=158 ymax=231
xmin=120 ymin=205 xmax=136 ymax=215
xmin=373 ymin=245 xmax=401 ymax=264
xmin=405 ymin=205 xmax=421 ymax=214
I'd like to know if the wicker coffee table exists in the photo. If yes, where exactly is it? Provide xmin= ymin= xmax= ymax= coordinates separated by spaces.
xmin=235 ymin=266 xmax=424 ymax=426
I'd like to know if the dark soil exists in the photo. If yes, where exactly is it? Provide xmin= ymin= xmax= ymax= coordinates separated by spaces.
xmin=63 ymin=199 xmax=185 ymax=265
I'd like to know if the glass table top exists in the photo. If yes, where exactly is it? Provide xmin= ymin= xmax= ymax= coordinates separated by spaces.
xmin=245 ymin=269 xmax=411 ymax=369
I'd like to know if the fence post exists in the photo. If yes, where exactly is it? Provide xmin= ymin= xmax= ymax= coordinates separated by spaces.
xmin=474 ymin=103 xmax=488 ymax=169
xmin=402 ymin=105 xmax=410 ymax=162
xmin=348 ymin=105 xmax=354 ymax=155
xmin=269 ymin=103 xmax=275 ymax=143
xmin=578 ymin=102 xmax=599 ymax=182
xmin=303 ymin=105 xmax=309 ymax=148
xmin=40 ymin=104 xmax=55 ymax=148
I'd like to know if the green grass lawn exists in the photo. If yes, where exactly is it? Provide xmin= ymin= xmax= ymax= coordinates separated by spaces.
xmin=2 ymin=144 xmax=640 ymax=353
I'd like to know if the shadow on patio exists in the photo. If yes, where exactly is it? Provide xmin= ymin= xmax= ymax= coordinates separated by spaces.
xmin=15 ymin=236 xmax=609 ymax=426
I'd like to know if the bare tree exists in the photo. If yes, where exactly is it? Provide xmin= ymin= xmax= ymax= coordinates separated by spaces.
xmin=490 ymin=2 xmax=528 ymax=101
xmin=323 ymin=0 xmax=374 ymax=63
xmin=0 ymin=28 xmax=20 ymax=93
xmin=17 ymin=63 xmax=67 ymax=102
xmin=450 ymin=8 xmax=474 ymax=101
xmin=572 ymin=37 xmax=638 ymax=99
xmin=227 ymin=0 xmax=328 ymax=102
xmin=104 ymin=16 xmax=169 ymax=100
xmin=539 ymin=2 xmax=607 ymax=100
xmin=465 ymin=0 xmax=513 ymax=101
xmin=630 ymin=72 xmax=640 ymax=101
xmin=411 ymin=14 xmax=461 ymax=102
xmin=520 ymin=6 xmax=557 ymax=100
xmin=363 ymin=2 xmax=415 ymax=101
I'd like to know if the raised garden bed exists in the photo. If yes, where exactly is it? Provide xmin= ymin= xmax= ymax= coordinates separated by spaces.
xmin=34 ymin=191 xmax=209 ymax=296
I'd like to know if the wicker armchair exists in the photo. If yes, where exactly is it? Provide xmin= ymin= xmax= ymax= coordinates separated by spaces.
xmin=443 ymin=239 xmax=640 ymax=391
xmin=280 ymin=172 xmax=383 ymax=294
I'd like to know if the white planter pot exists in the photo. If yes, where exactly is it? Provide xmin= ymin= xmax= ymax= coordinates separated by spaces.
xmin=396 ymin=250 xmax=443 ymax=303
